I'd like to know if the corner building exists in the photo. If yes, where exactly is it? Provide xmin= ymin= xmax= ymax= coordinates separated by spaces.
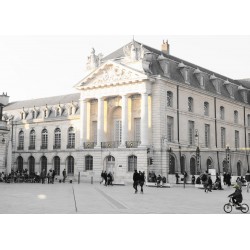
xmin=3 ymin=40 xmax=250 ymax=183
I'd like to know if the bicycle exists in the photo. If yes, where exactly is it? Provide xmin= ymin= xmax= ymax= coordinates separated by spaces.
xmin=223 ymin=198 xmax=249 ymax=213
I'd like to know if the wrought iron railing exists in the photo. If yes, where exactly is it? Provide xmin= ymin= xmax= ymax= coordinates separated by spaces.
xmin=53 ymin=145 xmax=61 ymax=149
xmin=40 ymin=145 xmax=47 ymax=150
xmin=67 ymin=144 xmax=75 ymax=149
xmin=83 ymin=142 xmax=96 ymax=149
xmin=28 ymin=145 xmax=35 ymax=150
xmin=101 ymin=141 xmax=120 ymax=148
xmin=125 ymin=141 xmax=141 ymax=148
xmin=17 ymin=146 xmax=24 ymax=150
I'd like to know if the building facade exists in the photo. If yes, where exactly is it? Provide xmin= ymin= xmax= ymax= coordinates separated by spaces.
xmin=2 ymin=40 xmax=250 ymax=183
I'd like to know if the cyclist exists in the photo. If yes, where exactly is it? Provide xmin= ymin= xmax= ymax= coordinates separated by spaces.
xmin=228 ymin=184 xmax=243 ymax=207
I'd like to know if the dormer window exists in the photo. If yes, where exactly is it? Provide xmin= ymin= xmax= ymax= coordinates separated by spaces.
xmin=56 ymin=108 xmax=60 ymax=117
xmin=210 ymin=74 xmax=221 ymax=94
xmin=238 ymin=86 xmax=248 ymax=103
xmin=178 ymin=62 xmax=189 ymax=84
xmin=32 ymin=110 xmax=35 ymax=119
xmin=158 ymin=55 xmax=170 ymax=78
xmin=224 ymin=80 xmax=235 ymax=99
xmin=194 ymin=68 xmax=205 ymax=89
xmin=21 ymin=113 xmax=24 ymax=120
xmin=69 ymin=106 xmax=73 ymax=115
xmin=44 ymin=109 xmax=48 ymax=118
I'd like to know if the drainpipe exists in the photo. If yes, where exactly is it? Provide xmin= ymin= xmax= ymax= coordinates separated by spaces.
xmin=177 ymin=85 xmax=182 ymax=173
xmin=214 ymin=97 xmax=220 ymax=174
xmin=244 ymin=106 xmax=249 ymax=172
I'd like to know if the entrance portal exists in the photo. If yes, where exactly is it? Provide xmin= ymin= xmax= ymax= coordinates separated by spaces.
xmin=105 ymin=155 xmax=115 ymax=174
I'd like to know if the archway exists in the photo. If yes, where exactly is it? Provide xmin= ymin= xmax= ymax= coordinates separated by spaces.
xmin=222 ymin=159 xmax=228 ymax=173
xmin=180 ymin=155 xmax=185 ymax=174
xmin=17 ymin=156 xmax=23 ymax=172
xmin=190 ymin=157 xmax=196 ymax=175
xmin=40 ymin=156 xmax=47 ymax=174
xmin=169 ymin=154 xmax=176 ymax=174
xmin=206 ymin=158 xmax=213 ymax=170
xmin=104 ymin=155 xmax=115 ymax=174
xmin=237 ymin=161 xmax=242 ymax=176
xmin=28 ymin=156 xmax=35 ymax=174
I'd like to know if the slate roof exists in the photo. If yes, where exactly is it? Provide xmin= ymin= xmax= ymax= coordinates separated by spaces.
xmin=4 ymin=93 xmax=80 ymax=111
xmin=103 ymin=40 xmax=250 ymax=104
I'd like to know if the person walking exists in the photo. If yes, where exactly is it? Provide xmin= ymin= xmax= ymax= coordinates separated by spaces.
xmin=100 ymin=171 xmax=104 ymax=184
xmin=175 ymin=172 xmax=180 ymax=184
xmin=40 ymin=169 xmax=46 ymax=184
xmin=62 ymin=169 xmax=66 ymax=183
xmin=183 ymin=171 xmax=188 ymax=185
xmin=139 ymin=171 xmax=145 ymax=193
xmin=133 ymin=170 xmax=139 ymax=193
xmin=103 ymin=171 xmax=108 ymax=186
xmin=51 ymin=169 xmax=56 ymax=184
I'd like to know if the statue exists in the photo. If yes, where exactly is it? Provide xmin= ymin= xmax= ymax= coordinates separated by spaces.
xmin=86 ymin=48 xmax=103 ymax=71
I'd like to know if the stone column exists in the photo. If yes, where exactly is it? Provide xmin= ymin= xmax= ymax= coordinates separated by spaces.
xmin=140 ymin=92 xmax=149 ymax=147
xmin=96 ymin=97 xmax=104 ymax=148
xmin=80 ymin=99 xmax=87 ymax=147
xmin=120 ymin=94 xmax=128 ymax=147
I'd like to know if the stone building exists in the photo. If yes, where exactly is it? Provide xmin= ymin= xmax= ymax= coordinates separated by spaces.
xmin=2 ymin=39 xmax=250 ymax=183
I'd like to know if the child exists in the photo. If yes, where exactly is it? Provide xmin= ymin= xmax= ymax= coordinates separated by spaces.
xmin=228 ymin=184 xmax=243 ymax=206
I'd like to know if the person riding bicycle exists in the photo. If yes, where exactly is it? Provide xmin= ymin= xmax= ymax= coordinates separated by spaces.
xmin=228 ymin=184 xmax=243 ymax=207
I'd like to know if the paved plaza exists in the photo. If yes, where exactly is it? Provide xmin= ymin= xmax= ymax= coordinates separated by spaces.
xmin=0 ymin=182 xmax=250 ymax=214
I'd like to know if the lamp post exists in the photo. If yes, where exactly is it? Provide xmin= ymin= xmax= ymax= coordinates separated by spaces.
xmin=226 ymin=145 xmax=231 ymax=173
xmin=196 ymin=146 xmax=201 ymax=175
xmin=168 ymin=147 xmax=172 ymax=183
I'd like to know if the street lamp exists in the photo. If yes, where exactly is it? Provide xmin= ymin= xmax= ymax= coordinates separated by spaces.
xmin=167 ymin=147 xmax=172 ymax=183
xmin=196 ymin=146 xmax=200 ymax=175
xmin=226 ymin=145 xmax=231 ymax=173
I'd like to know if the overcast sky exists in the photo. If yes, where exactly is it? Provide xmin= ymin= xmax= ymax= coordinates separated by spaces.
xmin=1 ymin=35 xmax=250 ymax=103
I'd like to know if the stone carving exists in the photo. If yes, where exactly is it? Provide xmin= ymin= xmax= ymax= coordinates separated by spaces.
xmin=123 ymin=41 xmax=144 ymax=62
xmin=86 ymin=48 xmax=103 ymax=71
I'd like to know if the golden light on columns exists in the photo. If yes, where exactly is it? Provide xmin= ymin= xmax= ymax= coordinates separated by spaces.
xmin=86 ymin=101 xmax=91 ymax=140
xmin=148 ymin=95 xmax=152 ymax=128
xmin=128 ymin=97 xmax=132 ymax=132
xmin=104 ymin=100 xmax=108 ymax=133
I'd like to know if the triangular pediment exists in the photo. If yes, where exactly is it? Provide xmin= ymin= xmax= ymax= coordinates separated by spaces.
xmin=75 ymin=60 xmax=148 ymax=90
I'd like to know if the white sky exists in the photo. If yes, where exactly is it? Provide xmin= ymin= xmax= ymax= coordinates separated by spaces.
xmin=1 ymin=35 xmax=250 ymax=102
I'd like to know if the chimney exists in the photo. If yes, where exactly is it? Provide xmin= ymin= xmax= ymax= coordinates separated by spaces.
xmin=161 ymin=40 xmax=170 ymax=55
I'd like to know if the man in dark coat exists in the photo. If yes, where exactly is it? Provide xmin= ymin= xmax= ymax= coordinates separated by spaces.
xmin=139 ymin=171 xmax=145 ymax=193
xmin=51 ymin=169 xmax=56 ymax=184
xmin=228 ymin=184 xmax=243 ymax=206
xmin=62 ymin=169 xmax=66 ymax=183
xmin=40 ymin=169 xmax=46 ymax=184
xmin=133 ymin=170 xmax=139 ymax=193
xmin=103 ymin=171 xmax=107 ymax=186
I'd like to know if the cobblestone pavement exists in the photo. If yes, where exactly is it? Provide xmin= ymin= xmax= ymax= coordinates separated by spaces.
xmin=0 ymin=183 xmax=250 ymax=214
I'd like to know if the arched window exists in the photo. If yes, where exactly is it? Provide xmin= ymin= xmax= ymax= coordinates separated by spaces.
xmin=206 ymin=158 xmax=213 ymax=171
xmin=234 ymin=110 xmax=238 ymax=124
xmin=67 ymin=156 xmax=74 ymax=175
xmin=18 ymin=130 xmax=24 ymax=150
xmin=17 ymin=156 xmax=23 ymax=172
xmin=67 ymin=127 xmax=75 ymax=148
xmin=169 ymin=154 xmax=175 ymax=174
xmin=188 ymin=97 xmax=193 ymax=112
xmin=54 ymin=128 xmax=61 ymax=149
xmin=41 ymin=156 xmax=47 ymax=174
xmin=180 ymin=155 xmax=185 ymax=174
xmin=204 ymin=102 xmax=209 ymax=116
xmin=190 ymin=157 xmax=196 ymax=175
xmin=53 ymin=156 xmax=60 ymax=175
xmin=28 ymin=156 xmax=35 ymax=174
xmin=41 ymin=129 xmax=48 ymax=149
xmin=237 ymin=161 xmax=241 ymax=176
xmin=29 ymin=129 xmax=36 ymax=149
xmin=128 ymin=155 xmax=137 ymax=172
xmin=220 ymin=106 xmax=225 ymax=120
xmin=167 ymin=91 xmax=173 ymax=108
xmin=85 ymin=155 xmax=93 ymax=171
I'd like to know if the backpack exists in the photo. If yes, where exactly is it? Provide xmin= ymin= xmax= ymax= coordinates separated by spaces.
xmin=201 ymin=174 xmax=207 ymax=182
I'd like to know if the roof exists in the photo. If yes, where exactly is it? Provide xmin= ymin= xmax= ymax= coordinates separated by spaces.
xmin=4 ymin=93 xmax=80 ymax=111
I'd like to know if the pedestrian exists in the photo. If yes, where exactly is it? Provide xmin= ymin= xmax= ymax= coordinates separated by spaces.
xmin=236 ymin=177 xmax=242 ymax=189
xmin=100 ymin=171 xmax=104 ymax=184
xmin=183 ymin=171 xmax=188 ymax=185
xmin=51 ymin=169 xmax=56 ymax=184
xmin=62 ymin=169 xmax=66 ymax=183
xmin=206 ymin=175 xmax=212 ymax=192
xmin=47 ymin=169 xmax=52 ymax=184
xmin=40 ymin=169 xmax=46 ymax=184
xmin=156 ymin=174 xmax=162 ymax=187
xmin=133 ymin=170 xmax=139 ymax=193
xmin=139 ymin=171 xmax=145 ymax=193
xmin=191 ymin=175 xmax=195 ymax=184
xmin=227 ymin=172 xmax=232 ymax=186
xmin=103 ymin=171 xmax=107 ymax=186
xmin=175 ymin=172 xmax=179 ymax=184
xmin=107 ymin=172 xmax=113 ymax=186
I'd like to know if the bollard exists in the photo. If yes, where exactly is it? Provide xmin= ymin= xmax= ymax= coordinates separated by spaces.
xmin=78 ymin=172 xmax=80 ymax=184
xmin=91 ymin=176 xmax=93 ymax=184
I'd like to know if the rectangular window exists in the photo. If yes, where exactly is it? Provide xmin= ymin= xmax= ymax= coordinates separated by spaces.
xmin=92 ymin=121 xmax=97 ymax=143
xmin=235 ymin=130 xmax=239 ymax=149
xmin=221 ymin=127 xmax=226 ymax=148
xmin=205 ymin=124 xmax=210 ymax=148
xmin=188 ymin=121 xmax=195 ymax=145
xmin=114 ymin=120 xmax=122 ymax=143
xmin=134 ymin=118 xmax=141 ymax=142
xmin=167 ymin=116 xmax=174 ymax=142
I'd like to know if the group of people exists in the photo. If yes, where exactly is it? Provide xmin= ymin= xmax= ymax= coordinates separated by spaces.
xmin=0 ymin=168 xmax=67 ymax=184
xmin=133 ymin=170 xmax=145 ymax=193
xmin=175 ymin=171 xmax=188 ymax=184
xmin=100 ymin=171 xmax=114 ymax=186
